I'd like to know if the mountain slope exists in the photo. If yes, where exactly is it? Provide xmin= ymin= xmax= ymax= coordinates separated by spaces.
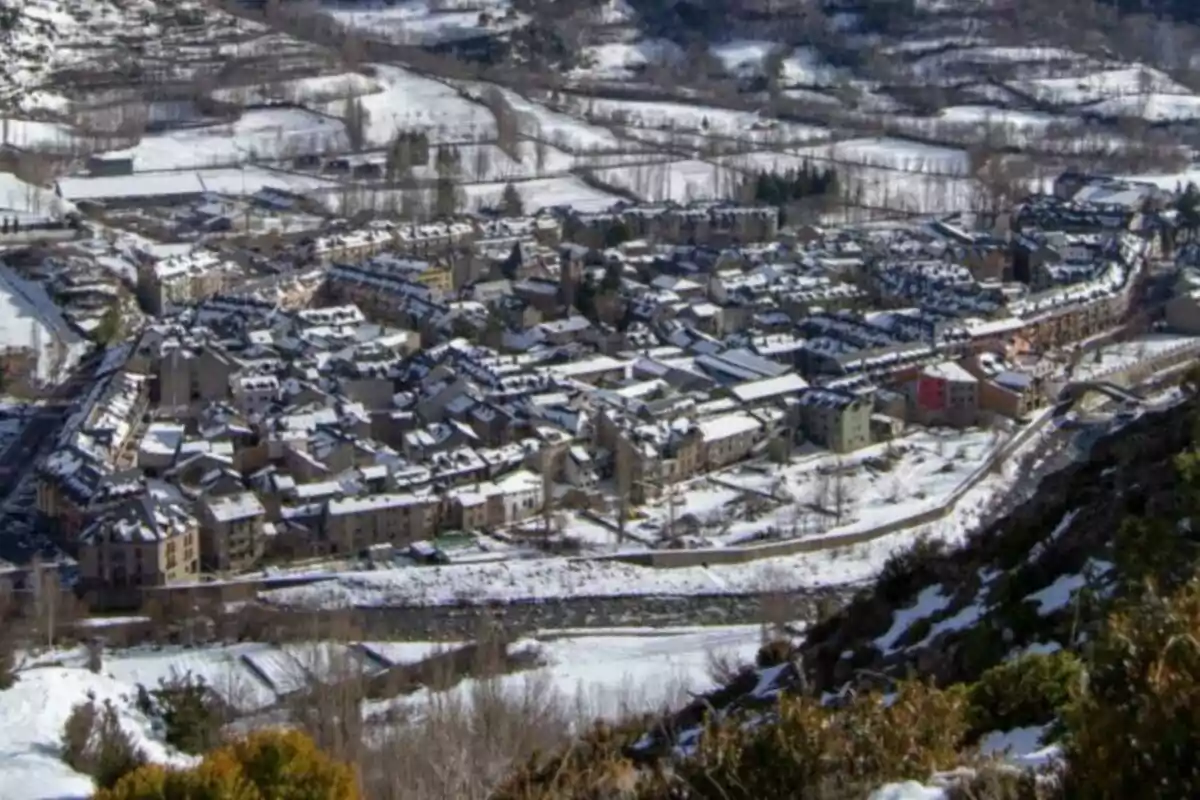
xmin=492 ymin=391 xmax=1200 ymax=797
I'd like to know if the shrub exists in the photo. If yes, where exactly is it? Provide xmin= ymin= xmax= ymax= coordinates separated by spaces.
xmin=95 ymin=729 xmax=358 ymax=800
xmin=86 ymin=640 xmax=104 ymax=674
xmin=755 ymin=638 xmax=792 ymax=669
xmin=672 ymin=681 xmax=969 ymax=799
xmin=138 ymin=671 xmax=225 ymax=755
xmin=966 ymin=650 xmax=1082 ymax=740
xmin=0 ymin=644 xmax=16 ymax=690
xmin=877 ymin=536 xmax=948 ymax=606
xmin=61 ymin=699 xmax=146 ymax=790
xmin=1062 ymin=578 xmax=1200 ymax=798
xmin=61 ymin=699 xmax=98 ymax=774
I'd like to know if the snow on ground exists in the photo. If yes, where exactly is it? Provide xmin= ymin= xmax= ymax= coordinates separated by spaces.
xmin=98 ymin=643 xmax=280 ymax=711
xmin=320 ymin=65 xmax=497 ymax=146
xmin=1015 ymin=66 xmax=1192 ymax=106
xmin=978 ymin=725 xmax=1061 ymax=767
xmin=570 ymin=39 xmax=683 ymax=82
xmin=875 ymin=586 xmax=951 ymax=653
xmin=263 ymin=410 xmax=1060 ymax=611
xmin=0 ymin=117 xmax=78 ymax=150
xmin=360 ymin=641 xmax=451 ymax=667
xmin=792 ymin=137 xmax=970 ymax=175
xmin=315 ymin=174 xmax=624 ymax=215
xmin=104 ymin=108 xmax=347 ymax=171
xmin=933 ymin=105 xmax=1061 ymax=130
xmin=0 ymin=171 xmax=72 ymax=219
xmin=0 ymin=262 xmax=88 ymax=383
xmin=629 ymin=428 xmax=997 ymax=547
xmin=57 ymin=166 xmax=339 ymax=204
xmin=840 ymin=167 xmax=979 ymax=214
xmin=434 ymin=140 xmax=576 ymax=182
xmin=710 ymin=39 xmax=779 ymax=78
xmin=910 ymin=45 xmax=1088 ymax=81
xmin=484 ymin=88 xmax=634 ymax=152
xmin=1086 ymin=92 xmax=1200 ymax=122
xmin=463 ymin=176 xmax=623 ymax=213
xmin=589 ymin=158 xmax=722 ymax=203
xmin=323 ymin=0 xmax=529 ymax=46
xmin=0 ymin=666 xmax=192 ymax=800
xmin=367 ymin=625 xmax=765 ymax=722
xmin=1025 ymin=561 xmax=1111 ymax=615
xmin=709 ymin=41 xmax=842 ymax=87
xmin=213 ymin=72 xmax=381 ymax=106
xmin=567 ymin=96 xmax=829 ymax=144
xmin=1069 ymin=334 xmax=1200 ymax=382
xmin=779 ymin=47 xmax=845 ymax=87
xmin=871 ymin=725 xmax=1060 ymax=799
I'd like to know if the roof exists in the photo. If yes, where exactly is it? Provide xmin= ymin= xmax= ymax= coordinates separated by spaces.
xmin=698 ymin=412 xmax=763 ymax=443
xmin=205 ymin=491 xmax=266 ymax=523
xmin=922 ymin=361 xmax=979 ymax=384
xmin=729 ymin=373 xmax=809 ymax=404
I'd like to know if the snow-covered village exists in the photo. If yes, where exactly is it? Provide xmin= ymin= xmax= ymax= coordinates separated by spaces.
xmin=3 ymin=0 xmax=1200 ymax=796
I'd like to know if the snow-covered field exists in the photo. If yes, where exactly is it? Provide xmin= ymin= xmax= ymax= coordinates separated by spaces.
xmin=462 ymin=176 xmax=623 ymax=213
xmin=103 ymin=109 xmax=347 ymax=171
xmin=1069 ymin=334 xmax=1200 ymax=383
xmin=0 ymin=171 xmax=72 ymax=219
xmin=323 ymin=0 xmax=529 ymax=46
xmin=367 ymin=625 xmax=766 ymax=721
xmin=1015 ymin=66 xmax=1192 ymax=106
xmin=57 ymin=166 xmax=340 ymax=204
xmin=0 ymin=667 xmax=194 ymax=800
xmin=569 ymin=39 xmax=683 ymax=82
xmin=565 ymin=96 xmax=830 ymax=145
xmin=213 ymin=72 xmax=381 ymax=106
xmin=482 ymin=88 xmax=637 ymax=152
xmin=0 ymin=625 xmax=772 ymax=798
xmin=710 ymin=41 xmax=844 ymax=88
xmin=792 ymin=137 xmax=970 ymax=176
xmin=1086 ymin=93 xmax=1200 ymax=122
xmin=625 ymin=428 xmax=999 ymax=548
xmin=319 ymin=65 xmax=497 ymax=146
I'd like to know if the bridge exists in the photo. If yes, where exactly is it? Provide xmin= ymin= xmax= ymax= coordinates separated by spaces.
xmin=1053 ymin=380 xmax=1145 ymax=415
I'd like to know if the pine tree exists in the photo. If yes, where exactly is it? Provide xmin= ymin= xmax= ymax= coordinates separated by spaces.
xmin=500 ymin=182 xmax=524 ymax=217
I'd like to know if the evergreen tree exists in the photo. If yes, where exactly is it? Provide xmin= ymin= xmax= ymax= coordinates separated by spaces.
xmin=603 ymin=220 xmax=631 ymax=249
xmin=500 ymin=182 xmax=524 ymax=217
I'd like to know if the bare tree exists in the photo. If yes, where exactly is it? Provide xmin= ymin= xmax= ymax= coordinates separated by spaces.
xmin=341 ymin=97 xmax=370 ymax=153
xmin=534 ymin=135 xmax=548 ymax=176
xmin=481 ymin=87 xmax=522 ymax=163
xmin=472 ymin=145 xmax=492 ymax=182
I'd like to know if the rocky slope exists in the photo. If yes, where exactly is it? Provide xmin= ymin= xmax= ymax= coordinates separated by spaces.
xmin=623 ymin=393 xmax=1200 ymax=772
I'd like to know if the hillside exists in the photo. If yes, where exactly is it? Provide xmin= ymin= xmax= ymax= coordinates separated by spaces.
xmin=490 ymin=390 xmax=1200 ymax=798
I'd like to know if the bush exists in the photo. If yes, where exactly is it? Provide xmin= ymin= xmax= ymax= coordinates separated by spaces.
xmin=1062 ymin=578 xmax=1200 ymax=798
xmin=86 ymin=641 xmax=104 ymax=674
xmin=672 ymin=681 xmax=969 ymax=799
xmin=61 ymin=699 xmax=146 ymax=790
xmin=755 ymin=638 xmax=792 ymax=669
xmin=137 ymin=671 xmax=225 ymax=755
xmin=877 ymin=536 xmax=949 ymax=606
xmin=95 ymin=729 xmax=358 ymax=800
xmin=966 ymin=650 xmax=1082 ymax=740
xmin=0 ymin=644 xmax=16 ymax=690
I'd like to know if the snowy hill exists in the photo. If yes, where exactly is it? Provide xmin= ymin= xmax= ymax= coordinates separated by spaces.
xmin=0 ymin=666 xmax=191 ymax=800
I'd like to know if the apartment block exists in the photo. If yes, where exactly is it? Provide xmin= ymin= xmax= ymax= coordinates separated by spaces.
xmin=199 ymin=492 xmax=267 ymax=574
